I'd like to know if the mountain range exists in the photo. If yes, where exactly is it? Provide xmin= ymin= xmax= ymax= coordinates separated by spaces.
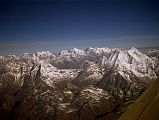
xmin=0 ymin=47 xmax=159 ymax=120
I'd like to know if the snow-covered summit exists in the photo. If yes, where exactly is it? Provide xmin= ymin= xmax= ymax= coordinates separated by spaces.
xmin=37 ymin=51 xmax=55 ymax=57
xmin=85 ymin=47 xmax=111 ymax=55
xmin=106 ymin=47 xmax=157 ymax=79
xmin=57 ymin=48 xmax=85 ymax=58
xmin=69 ymin=48 xmax=86 ymax=56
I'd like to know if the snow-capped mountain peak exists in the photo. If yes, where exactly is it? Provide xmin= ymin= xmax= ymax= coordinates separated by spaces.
xmin=57 ymin=48 xmax=85 ymax=58
xmin=106 ymin=47 xmax=157 ymax=80
xmin=85 ymin=47 xmax=111 ymax=55
xmin=37 ymin=51 xmax=54 ymax=57
xmin=127 ymin=47 xmax=149 ymax=61
xmin=69 ymin=48 xmax=85 ymax=56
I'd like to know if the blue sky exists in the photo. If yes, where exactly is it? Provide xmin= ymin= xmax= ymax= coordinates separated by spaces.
xmin=0 ymin=0 xmax=159 ymax=55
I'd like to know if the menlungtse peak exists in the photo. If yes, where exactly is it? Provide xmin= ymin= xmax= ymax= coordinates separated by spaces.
xmin=69 ymin=48 xmax=86 ymax=56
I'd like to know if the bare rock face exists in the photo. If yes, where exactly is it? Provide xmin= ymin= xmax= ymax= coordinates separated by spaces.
xmin=0 ymin=47 xmax=159 ymax=120
xmin=30 ymin=63 xmax=41 ymax=80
